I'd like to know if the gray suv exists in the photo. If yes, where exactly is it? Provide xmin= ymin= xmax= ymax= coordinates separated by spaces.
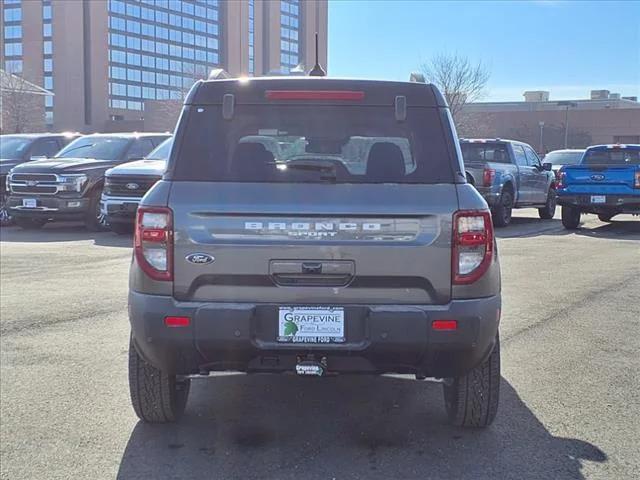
xmin=128 ymin=77 xmax=502 ymax=428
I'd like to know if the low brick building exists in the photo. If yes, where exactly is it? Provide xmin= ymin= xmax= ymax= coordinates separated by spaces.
xmin=459 ymin=90 xmax=640 ymax=154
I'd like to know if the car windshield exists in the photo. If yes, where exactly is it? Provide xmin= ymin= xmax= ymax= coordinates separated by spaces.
xmin=460 ymin=143 xmax=510 ymax=163
xmin=171 ymin=105 xmax=454 ymax=184
xmin=544 ymin=151 xmax=584 ymax=165
xmin=582 ymin=148 xmax=640 ymax=166
xmin=0 ymin=137 xmax=32 ymax=160
xmin=146 ymin=138 xmax=173 ymax=161
xmin=55 ymin=136 xmax=130 ymax=160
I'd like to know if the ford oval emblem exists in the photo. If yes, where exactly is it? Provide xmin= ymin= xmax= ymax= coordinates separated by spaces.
xmin=186 ymin=253 xmax=215 ymax=265
xmin=591 ymin=174 xmax=605 ymax=181
xmin=126 ymin=183 xmax=140 ymax=190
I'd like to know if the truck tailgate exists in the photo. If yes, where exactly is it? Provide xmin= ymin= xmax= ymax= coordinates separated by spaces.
xmin=562 ymin=165 xmax=639 ymax=194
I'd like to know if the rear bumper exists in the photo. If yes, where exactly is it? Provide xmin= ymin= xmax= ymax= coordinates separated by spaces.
xmin=129 ymin=291 xmax=501 ymax=378
xmin=100 ymin=194 xmax=141 ymax=224
xmin=7 ymin=194 xmax=89 ymax=221
xmin=557 ymin=193 xmax=640 ymax=214
xmin=473 ymin=187 xmax=501 ymax=207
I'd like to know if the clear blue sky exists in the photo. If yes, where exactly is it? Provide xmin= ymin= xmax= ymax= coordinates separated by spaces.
xmin=328 ymin=0 xmax=640 ymax=101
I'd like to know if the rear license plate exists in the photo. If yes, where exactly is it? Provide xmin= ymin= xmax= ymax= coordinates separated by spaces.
xmin=22 ymin=199 xmax=37 ymax=208
xmin=278 ymin=306 xmax=345 ymax=343
xmin=591 ymin=195 xmax=606 ymax=204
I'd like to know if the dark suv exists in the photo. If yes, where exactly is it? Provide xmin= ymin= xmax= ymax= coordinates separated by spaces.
xmin=128 ymin=77 xmax=502 ymax=428
xmin=6 ymin=133 xmax=169 ymax=230
xmin=1 ymin=133 xmax=79 ymax=225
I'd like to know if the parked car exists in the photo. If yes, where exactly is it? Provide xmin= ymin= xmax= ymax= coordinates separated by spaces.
xmin=461 ymin=139 xmax=556 ymax=226
xmin=101 ymin=137 xmax=173 ymax=235
xmin=557 ymin=144 xmax=640 ymax=228
xmin=6 ymin=133 xmax=170 ymax=230
xmin=127 ymin=76 xmax=502 ymax=428
xmin=1 ymin=132 xmax=80 ymax=225
xmin=543 ymin=148 xmax=585 ymax=180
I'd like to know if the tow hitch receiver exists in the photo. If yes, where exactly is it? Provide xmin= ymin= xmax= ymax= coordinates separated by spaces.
xmin=295 ymin=356 xmax=327 ymax=377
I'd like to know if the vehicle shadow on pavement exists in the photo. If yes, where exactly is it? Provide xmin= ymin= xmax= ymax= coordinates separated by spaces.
xmin=496 ymin=216 xmax=639 ymax=240
xmin=117 ymin=375 xmax=606 ymax=480
xmin=0 ymin=224 xmax=132 ymax=248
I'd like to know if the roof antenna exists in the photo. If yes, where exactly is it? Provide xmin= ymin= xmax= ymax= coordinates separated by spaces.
xmin=308 ymin=33 xmax=326 ymax=77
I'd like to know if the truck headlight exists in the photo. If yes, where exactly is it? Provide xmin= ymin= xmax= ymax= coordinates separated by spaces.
xmin=57 ymin=174 xmax=88 ymax=192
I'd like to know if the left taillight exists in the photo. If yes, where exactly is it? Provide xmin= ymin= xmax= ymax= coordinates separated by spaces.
xmin=452 ymin=210 xmax=494 ymax=285
xmin=635 ymin=170 xmax=640 ymax=188
xmin=134 ymin=207 xmax=173 ymax=281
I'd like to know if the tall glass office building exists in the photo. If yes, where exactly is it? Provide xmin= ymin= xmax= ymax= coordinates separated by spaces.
xmin=0 ymin=0 xmax=328 ymax=133
xmin=107 ymin=0 xmax=220 ymax=112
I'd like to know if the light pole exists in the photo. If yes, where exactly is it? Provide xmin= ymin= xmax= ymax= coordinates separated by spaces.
xmin=538 ymin=121 xmax=545 ymax=154
xmin=557 ymin=101 xmax=577 ymax=149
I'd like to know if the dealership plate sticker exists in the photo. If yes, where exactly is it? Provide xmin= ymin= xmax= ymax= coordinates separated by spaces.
xmin=591 ymin=195 xmax=606 ymax=204
xmin=278 ymin=307 xmax=345 ymax=343
xmin=22 ymin=199 xmax=37 ymax=208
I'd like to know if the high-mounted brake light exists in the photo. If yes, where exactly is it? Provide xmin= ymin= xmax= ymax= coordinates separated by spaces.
xmin=483 ymin=168 xmax=496 ymax=187
xmin=135 ymin=207 xmax=173 ymax=281
xmin=452 ymin=210 xmax=494 ymax=285
xmin=265 ymin=90 xmax=365 ymax=101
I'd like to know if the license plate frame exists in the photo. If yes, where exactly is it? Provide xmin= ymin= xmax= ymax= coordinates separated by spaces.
xmin=277 ymin=306 xmax=345 ymax=344
xmin=590 ymin=195 xmax=606 ymax=204
xmin=22 ymin=198 xmax=37 ymax=208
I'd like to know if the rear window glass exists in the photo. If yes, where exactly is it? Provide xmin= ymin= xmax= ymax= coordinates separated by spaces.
xmin=170 ymin=105 xmax=455 ymax=184
xmin=582 ymin=148 xmax=640 ymax=166
xmin=460 ymin=143 xmax=510 ymax=163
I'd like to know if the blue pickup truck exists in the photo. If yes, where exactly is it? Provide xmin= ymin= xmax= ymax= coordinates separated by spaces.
xmin=557 ymin=144 xmax=640 ymax=229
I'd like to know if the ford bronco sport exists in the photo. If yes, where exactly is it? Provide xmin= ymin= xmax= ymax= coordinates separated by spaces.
xmin=128 ymin=76 xmax=502 ymax=428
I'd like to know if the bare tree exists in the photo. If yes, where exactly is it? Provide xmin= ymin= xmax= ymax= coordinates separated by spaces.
xmin=419 ymin=53 xmax=490 ymax=125
xmin=0 ymin=68 xmax=48 ymax=134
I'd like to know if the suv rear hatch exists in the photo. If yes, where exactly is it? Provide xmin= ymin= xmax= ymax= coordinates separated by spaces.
xmin=167 ymin=80 xmax=462 ymax=306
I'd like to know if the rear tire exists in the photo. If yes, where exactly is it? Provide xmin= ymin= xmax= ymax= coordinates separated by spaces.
xmin=443 ymin=335 xmax=500 ymax=428
xmin=14 ymin=217 xmax=46 ymax=230
xmin=492 ymin=190 xmax=513 ymax=227
xmin=128 ymin=337 xmax=190 ymax=423
xmin=109 ymin=222 xmax=133 ymax=235
xmin=561 ymin=205 xmax=581 ymax=229
xmin=538 ymin=188 xmax=556 ymax=219
xmin=598 ymin=213 xmax=615 ymax=222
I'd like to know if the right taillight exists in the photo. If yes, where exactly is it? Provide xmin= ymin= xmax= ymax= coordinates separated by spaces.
xmin=635 ymin=170 xmax=640 ymax=188
xmin=134 ymin=207 xmax=173 ymax=281
xmin=452 ymin=210 xmax=494 ymax=285
xmin=482 ymin=168 xmax=496 ymax=187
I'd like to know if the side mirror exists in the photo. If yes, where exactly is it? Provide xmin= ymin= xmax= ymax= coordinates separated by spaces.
xmin=542 ymin=162 xmax=552 ymax=171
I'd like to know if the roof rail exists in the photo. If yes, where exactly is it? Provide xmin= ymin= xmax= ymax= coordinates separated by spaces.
xmin=409 ymin=72 xmax=426 ymax=83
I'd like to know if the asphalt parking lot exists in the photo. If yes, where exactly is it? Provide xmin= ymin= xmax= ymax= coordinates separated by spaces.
xmin=1 ymin=210 xmax=638 ymax=480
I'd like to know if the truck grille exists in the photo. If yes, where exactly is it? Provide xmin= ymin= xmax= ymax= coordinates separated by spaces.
xmin=11 ymin=173 xmax=57 ymax=182
xmin=104 ymin=175 xmax=160 ymax=198
xmin=11 ymin=185 xmax=57 ymax=194
xmin=9 ymin=173 xmax=59 ymax=195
